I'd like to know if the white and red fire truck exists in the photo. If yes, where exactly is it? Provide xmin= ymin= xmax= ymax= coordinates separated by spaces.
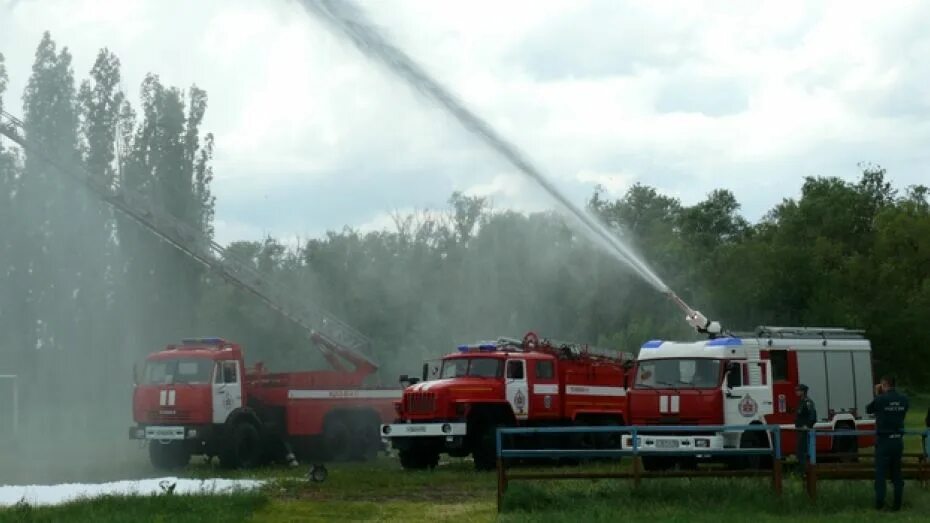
xmin=129 ymin=333 xmax=399 ymax=469
xmin=624 ymin=326 xmax=876 ymax=469
xmin=381 ymin=332 xmax=634 ymax=470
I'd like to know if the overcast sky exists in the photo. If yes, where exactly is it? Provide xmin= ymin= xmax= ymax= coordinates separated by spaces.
xmin=2 ymin=0 xmax=929 ymax=246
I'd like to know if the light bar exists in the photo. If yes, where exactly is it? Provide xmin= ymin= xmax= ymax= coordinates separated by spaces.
xmin=181 ymin=337 xmax=226 ymax=346
xmin=707 ymin=337 xmax=742 ymax=347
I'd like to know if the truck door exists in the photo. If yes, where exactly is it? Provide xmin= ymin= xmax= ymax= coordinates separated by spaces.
xmin=530 ymin=359 xmax=560 ymax=421
xmin=723 ymin=360 xmax=774 ymax=427
xmin=505 ymin=359 xmax=529 ymax=420
xmin=212 ymin=360 xmax=242 ymax=424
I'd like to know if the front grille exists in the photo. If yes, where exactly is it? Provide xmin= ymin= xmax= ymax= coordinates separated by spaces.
xmin=147 ymin=410 xmax=193 ymax=423
xmin=405 ymin=392 xmax=436 ymax=414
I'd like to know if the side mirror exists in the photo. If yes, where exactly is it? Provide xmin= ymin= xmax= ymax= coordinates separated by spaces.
xmin=421 ymin=363 xmax=429 ymax=382
xmin=132 ymin=363 xmax=140 ymax=386
xmin=399 ymin=374 xmax=420 ymax=386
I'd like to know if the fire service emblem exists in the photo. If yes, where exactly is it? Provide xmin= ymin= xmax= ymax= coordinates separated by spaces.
xmin=739 ymin=394 xmax=758 ymax=417
xmin=514 ymin=390 xmax=526 ymax=414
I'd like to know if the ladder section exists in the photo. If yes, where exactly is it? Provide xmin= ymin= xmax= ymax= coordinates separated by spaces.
xmin=0 ymin=109 xmax=374 ymax=367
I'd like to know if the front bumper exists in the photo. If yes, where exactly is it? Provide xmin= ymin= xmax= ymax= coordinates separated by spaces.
xmin=380 ymin=422 xmax=467 ymax=438
xmin=622 ymin=433 xmax=726 ymax=452
xmin=128 ymin=425 xmax=209 ymax=441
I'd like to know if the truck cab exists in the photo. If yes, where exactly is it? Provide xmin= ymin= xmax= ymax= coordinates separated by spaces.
xmin=382 ymin=333 xmax=632 ymax=470
xmin=129 ymin=338 xmax=248 ymax=468
xmin=625 ymin=327 xmax=876 ymax=468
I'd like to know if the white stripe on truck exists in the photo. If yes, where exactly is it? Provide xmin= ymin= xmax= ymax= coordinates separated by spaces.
xmin=566 ymin=385 xmax=627 ymax=397
xmin=288 ymin=389 xmax=403 ymax=400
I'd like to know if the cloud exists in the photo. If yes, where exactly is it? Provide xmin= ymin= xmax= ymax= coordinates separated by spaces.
xmin=2 ymin=0 xmax=930 ymax=245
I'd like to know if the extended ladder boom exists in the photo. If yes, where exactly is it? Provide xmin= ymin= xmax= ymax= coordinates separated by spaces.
xmin=0 ymin=109 xmax=376 ymax=370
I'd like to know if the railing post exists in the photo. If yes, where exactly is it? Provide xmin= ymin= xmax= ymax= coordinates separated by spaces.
xmin=805 ymin=429 xmax=817 ymax=500
xmin=772 ymin=426 xmax=782 ymax=495
xmin=496 ymin=428 xmax=504 ymax=513
xmin=917 ymin=429 xmax=930 ymax=487
xmin=632 ymin=428 xmax=641 ymax=487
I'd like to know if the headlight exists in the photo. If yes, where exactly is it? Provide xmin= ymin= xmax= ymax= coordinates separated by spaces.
xmin=382 ymin=425 xmax=392 ymax=435
xmin=695 ymin=438 xmax=710 ymax=448
xmin=441 ymin=423 xmax=452 ymax=434
xmin=187 ymin=428 xmax=198 ymax=439
xmin=135 ymin=428 xmax=145 ymax=439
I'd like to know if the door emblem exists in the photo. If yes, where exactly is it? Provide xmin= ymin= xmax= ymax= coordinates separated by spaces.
xmin=739 ymin=394 xmax=758 ymax=417
xmin=544 ymin=395 xmax=552 ymax=409
xmin=513 ymin=390 xmax=526 ymax=414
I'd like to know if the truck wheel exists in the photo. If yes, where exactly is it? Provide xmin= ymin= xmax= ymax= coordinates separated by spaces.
xmin=149 ymin=441 xmax=190 ymax=470
xmin=472 ymin=423 xmax=499 ymax=471
xmin=641 ymin=456 xmax=674 ymax=472
xmin=831 ymin=423 xmax=859 ymax=463
xmin=349 ymin=414 xmax=381 ymax=462
xmin=734 ymin=430 xmax=772 ymax=470
xmin=222 ymin=422 xmax=262 ymax=469
xmin=323 ymin=416 xmax=352 ymax=461
xmin=399 ymin=448 xmax=439 ymax=470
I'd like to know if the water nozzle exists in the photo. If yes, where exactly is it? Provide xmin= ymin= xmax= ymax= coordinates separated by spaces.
xmin=665 ymin=291 xmax=722 ymax=336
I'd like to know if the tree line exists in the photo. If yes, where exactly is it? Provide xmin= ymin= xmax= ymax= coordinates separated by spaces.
xmin=0 ymin=33 xmax=214 ymax=462
xmin=0 ymin=32 xmax=928 ymax=476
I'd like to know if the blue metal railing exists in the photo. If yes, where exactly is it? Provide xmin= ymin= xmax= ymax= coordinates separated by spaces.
xmin=493 ymin=424 xmax=930 ymax=510
xmin=804 ymin=428 xmax=930 ymax=464
xmin=496 ymin=424 xmax=783 ymax=461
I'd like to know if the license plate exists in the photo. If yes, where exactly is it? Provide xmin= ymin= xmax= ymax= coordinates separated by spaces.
xmin=656 ymin=440 xmax=679 ymax=449
xmin=145 ymin=426 xmax=185 ymax=440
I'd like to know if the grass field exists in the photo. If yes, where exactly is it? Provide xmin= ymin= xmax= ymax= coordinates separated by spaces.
xmin=4 ymin=393 xmax=929 ymax=522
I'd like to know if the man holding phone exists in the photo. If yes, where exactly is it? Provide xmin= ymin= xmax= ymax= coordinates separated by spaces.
xmin=867 ymin=375 xmax=909 ymax=511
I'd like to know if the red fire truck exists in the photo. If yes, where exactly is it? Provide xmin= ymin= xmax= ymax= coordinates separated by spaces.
xmin=0 ymin=109 xmax=403 ymax=471
xmin=624 ymin=326 xmax=876 ymax=469
xmin=129 ymin=334 xmax=399 ymax=469
xmin=381 ymin=332 xmax=634 ymax=470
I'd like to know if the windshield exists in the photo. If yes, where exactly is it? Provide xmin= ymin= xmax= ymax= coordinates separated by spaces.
xmin=636 ymin=359 xmax=722 ymax=389
xmin=144 ymin=358 xmax=213 ymax=385
xmin=440 ymin=358 xmax=502 ymax=379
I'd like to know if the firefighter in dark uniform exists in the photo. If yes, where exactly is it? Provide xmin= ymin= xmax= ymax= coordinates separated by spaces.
xmin=867 ymin=375 xmax=909 ymax=511
xmin=794 ymin=384 xmax=816 ymax=472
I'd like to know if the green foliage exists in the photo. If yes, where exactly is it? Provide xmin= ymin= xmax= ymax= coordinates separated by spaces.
xmin=0 ymin=32 xmax=217 ymax=478
xmin=210 ymin=166 xmax=929 ymax=387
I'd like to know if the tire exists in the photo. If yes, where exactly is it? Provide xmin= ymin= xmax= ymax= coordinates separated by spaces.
xmin=583 ymin=417 xmax=624 ymax=453
xmin=831 ymin=423 xmax=859 ymax=463
xmin=221 ymin=422 xmax=263 ymax=469
xmin=735 ymin=430 xmax=772 ymax=470
xmin=399 ymin=448 xmax=439 ymax=470
xmin=349 ymin=412 xmax=381 ymax=462
xmin=472 ymin=423 xmax=499 ymax=471
xmin=641 ymin=456 xmax=674 ymax=472
xmin=149 ymin=441 xmax=190 ymax=470
xmin=323 ymin=415 xmax=353 ymax=461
